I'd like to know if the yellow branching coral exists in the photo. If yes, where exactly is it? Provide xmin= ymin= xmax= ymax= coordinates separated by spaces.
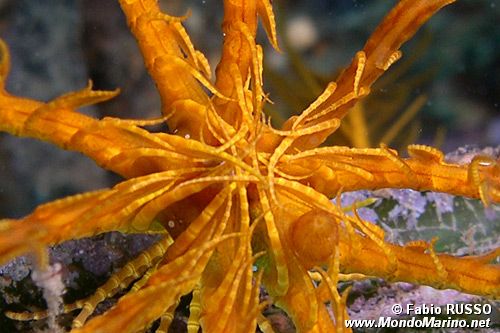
xmin=0 ymin=0 xmax=499 ymax=332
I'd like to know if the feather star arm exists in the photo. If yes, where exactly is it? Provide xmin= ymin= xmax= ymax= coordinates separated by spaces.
xmin=118 ymin=0 xmax=214 ymax=139
xmin=0 ymin=40 xmax=211 ymax=179
xmin=280 ymin=0 xmax=457 ymax=151
xmin=282 ymin=145 xmax=500 ymax=205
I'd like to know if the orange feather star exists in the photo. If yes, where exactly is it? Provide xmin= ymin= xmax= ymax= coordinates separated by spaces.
xmin=0 ymin=0 xmax=498 ymax=332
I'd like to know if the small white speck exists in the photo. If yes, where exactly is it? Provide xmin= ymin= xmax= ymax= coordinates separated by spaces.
xmin=286 ymin=15 xmax=318 ymax=50
xmin=168 ymin=220 xmax=175 ymax=228
xmin=184 ymin=134 xmax=191 ymax=139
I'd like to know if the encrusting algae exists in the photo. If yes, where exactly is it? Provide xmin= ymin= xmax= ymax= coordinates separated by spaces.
xmin=0 ymin=0 xmax=499 ymax=332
